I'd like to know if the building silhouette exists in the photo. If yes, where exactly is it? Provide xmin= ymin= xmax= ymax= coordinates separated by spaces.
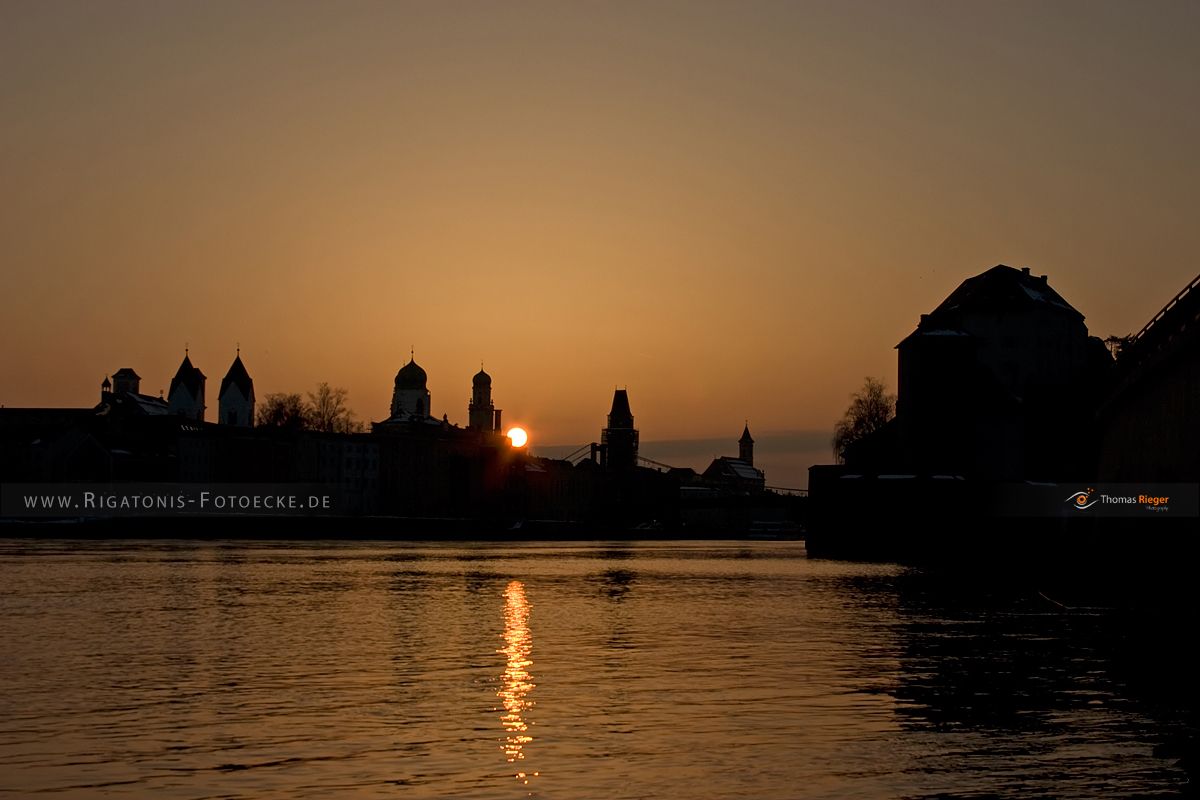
xmin=99 ymin=367 xmax=169 ymax=415
xmin=3 ymin=349 xmax=796 ymax=531
xmin=1097 ymin=272 xmax=1200 ymax=482
xmin=218 ymin=351 xmax=255 ymax=427
xmin=883 ymin=264 xmax=1110 ymax=479
xmin=168 ymin=352 xmax=206 ymax=421
xmin=111 ymin=368 xmax=141 ymax=396
xmin=701 ymin=423 xmax=765 ymax=493
xmin=739 ymin=423 xmax=754 ymax=465
xmin=468 ymin=367 xmax=502 ymax=432
xmin=388 ymin=356 xmax=433 ymax=422
xmin=600 ymin=389 xmax=638 ymax=471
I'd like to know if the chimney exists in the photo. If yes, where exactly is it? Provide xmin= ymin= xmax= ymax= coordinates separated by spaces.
xmin=493 ymin=409 xmax=503 ymax=432
xmin=1040 ymin=274 xmax=1048 ymax=283
xmin=1021 ymin=267 xmax=1031 ymax=275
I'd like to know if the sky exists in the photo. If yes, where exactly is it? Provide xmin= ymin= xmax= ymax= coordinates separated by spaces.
xmin=2 ymin=0 xmax=1198 ymax=487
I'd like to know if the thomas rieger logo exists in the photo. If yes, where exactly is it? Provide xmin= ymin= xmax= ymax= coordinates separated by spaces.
xmin=1065 ymin=488 xmax=1170 ymax=511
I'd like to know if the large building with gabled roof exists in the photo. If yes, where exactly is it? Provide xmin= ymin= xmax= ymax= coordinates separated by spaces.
xmin=894 ymin=264 xmax=1111 ymax=479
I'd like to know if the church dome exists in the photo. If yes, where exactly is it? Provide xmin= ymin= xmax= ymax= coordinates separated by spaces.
xmin=473 ymin=368 xmax=491 ymax=386
xmin=395 ymin=358 xmax=427 ymax=390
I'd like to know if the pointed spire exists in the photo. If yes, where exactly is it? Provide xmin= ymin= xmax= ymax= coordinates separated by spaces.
xmin=739 ymin=421 xmax=755 ymax=466
xmin=607 ymin=388 xmax=634 ymax=427
xmin=220 ymin=350 xmax=254 ymax=399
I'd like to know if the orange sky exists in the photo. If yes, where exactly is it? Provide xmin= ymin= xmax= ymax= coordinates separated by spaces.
xmin=2 ymin=1 xmax=1198 ymax=487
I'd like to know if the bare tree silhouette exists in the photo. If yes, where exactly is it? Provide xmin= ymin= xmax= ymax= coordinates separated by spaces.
xmin=255 ymin=393 xmax=311 ymax=430
xmin=832 ymin=377 xmax=895 ymax=463
xmin=307 ymin=382 xmax=363 ymax=433
xmin=256 ymin=385 xmax=363 ymax=432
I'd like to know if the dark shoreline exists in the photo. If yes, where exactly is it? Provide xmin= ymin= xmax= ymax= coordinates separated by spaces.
xmin=0 ymin=515 xmax=803 ymax=541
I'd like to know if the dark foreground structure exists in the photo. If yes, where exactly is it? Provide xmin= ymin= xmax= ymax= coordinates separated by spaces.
xmin=808 ymin=265 xmax=1199 ymax=567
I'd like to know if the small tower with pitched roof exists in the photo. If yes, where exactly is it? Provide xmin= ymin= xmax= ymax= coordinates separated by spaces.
xmin=111 ymin=368 xmax=140 ymax=395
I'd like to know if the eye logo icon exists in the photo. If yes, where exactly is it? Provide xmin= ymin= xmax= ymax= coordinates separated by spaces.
xmin=1066 ymin=489 xmax=1097 ymax=510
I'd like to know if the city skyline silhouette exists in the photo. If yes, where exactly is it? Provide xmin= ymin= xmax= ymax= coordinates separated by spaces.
xmin=2 ymin=5 xmax=1199 ymax=797
xmin=3 ymin=2 xmax=1199 ymax=486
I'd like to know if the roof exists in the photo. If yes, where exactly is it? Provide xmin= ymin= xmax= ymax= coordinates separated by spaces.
xmin=112 ymin=368 xmax=140 ymax=380
xmin=96 ymin=392 xmax=169 ymax=416
xmin=395 ymin=358 xmax=427 ymax=390
xmin=128 ymin=393 xmax=170 ymax=415
xmin=607 ymin=389 xmax=633 ymax=427
xmin=740 ymin=423 xmax=753 ymax=444
xmin=932 ymin=264 xmax=1081 ymax=319
xmin=898 ymin=265 xmax=1083 ymax=348
xmin=473 ymin=368 xmax=491 ymax=386
xmin=219 ymin=354 xmax=254 ymax=399
xmin=703 ymin=456 xmax=764 ymax=483
xmin=169 ymin=355 xmax=205 ymax=398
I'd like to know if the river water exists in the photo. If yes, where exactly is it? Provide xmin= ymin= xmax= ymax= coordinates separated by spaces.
xmin=0 ymin=539 xmax=1190 ymax=798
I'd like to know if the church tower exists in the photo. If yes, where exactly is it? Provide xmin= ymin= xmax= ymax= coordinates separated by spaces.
xmin=168 ymin=351 xmax=206 ymax=421
xmin=391 ymin=355 xmax=431 ymax=419
xmin=468 ymin=367 xmax=496 ymax=431
xmin=739 ymin=423 xmax=754 ymax=466
xmin=218 ymin=350 xmax=255 ymax=427
xmin=601 ymin=389 xmax=639 ymax=471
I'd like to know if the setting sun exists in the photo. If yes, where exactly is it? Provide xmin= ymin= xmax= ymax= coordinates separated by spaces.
xmin=506 ymin=427 xmax=528 ymax=448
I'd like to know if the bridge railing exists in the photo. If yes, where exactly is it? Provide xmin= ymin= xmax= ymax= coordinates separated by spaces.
xmin=1114 ymin=270 xmax=1200 ymax=373
xmin=1130 ymin=271 xmax=1200 ymax=345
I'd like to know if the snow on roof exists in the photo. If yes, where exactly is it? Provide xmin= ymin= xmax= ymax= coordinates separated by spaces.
xmin=725 ymin=460 xmax=762 ymax=481
xmin=1020 ymin=283 xmax=1072 ymax=311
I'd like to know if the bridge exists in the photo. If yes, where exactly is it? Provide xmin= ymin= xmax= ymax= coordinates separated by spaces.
xmin=551 ymin=443 xmax=808 ymax=495
xmin=1098 ymin=272 xmax=1200 ymax=482
xmin=554 ymin=443 xmax=683 ymax=472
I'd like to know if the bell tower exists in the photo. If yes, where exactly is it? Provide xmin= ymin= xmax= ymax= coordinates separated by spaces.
xmin=468 ymin=367 xmax=496 ymax=431
xmin=739 ymin=423 xmax=754 ymax=466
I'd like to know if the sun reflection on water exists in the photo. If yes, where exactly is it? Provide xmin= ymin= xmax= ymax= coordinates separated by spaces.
xmin=498 ymin=580 xmax=536 ymax=784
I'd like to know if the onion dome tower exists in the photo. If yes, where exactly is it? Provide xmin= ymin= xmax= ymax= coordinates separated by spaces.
xmin=391 ymin=353 xmax=431 ymax=419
